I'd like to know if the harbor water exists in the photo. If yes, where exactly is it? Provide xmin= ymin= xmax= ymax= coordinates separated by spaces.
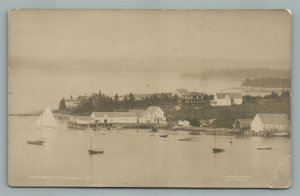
xmin=8 ymin=116 xmax=291 ymax=188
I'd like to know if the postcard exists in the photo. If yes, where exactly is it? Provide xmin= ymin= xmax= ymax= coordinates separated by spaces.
xmin=8 ymin=9 xmax=292 ymax=188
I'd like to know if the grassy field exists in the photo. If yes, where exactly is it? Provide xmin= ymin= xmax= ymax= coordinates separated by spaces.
xmin=160 ymin=98 xmax=290 ymax=128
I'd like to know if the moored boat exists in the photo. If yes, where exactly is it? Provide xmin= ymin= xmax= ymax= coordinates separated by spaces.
xmin=272 ymin=132 xmax=290 ymax=137
xmin=88 ymin=134 xmax=104 ymax=155
xmin=257 ymin=146 xmax=272 ymax=150
xmin=212 ymin=131 xmax=225 ymax=153
xmin=159 ymin=134 xmax=168 ymax=138
xmin=88 ymin=149 xmax=104 ymax=154
xmin=151 ymin=127 xmax=158 ymax=132
xmin=213 ymin=148 xmax=225 ymax=153
xmin=27 ymin=140 xmax=45 ymax=145
xmin=27 ymin=106 xmax=57 ymax=146
xmin=178 ymin=137 xmax=191 ymax=141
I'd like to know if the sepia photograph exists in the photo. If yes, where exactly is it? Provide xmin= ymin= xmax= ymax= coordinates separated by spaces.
xmin=8 ymin=9 xmax=291 ymax=188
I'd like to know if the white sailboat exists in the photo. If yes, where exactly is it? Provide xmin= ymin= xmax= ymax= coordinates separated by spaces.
xmin=27 ymin=106 xmax=57 ymax=145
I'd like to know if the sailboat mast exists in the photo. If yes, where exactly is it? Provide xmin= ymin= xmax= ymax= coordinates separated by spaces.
xmin=214 ymin=131 xmax=217 ymax=148
xmin=41 ymin=112 xmax=43 ymax=138
xmin=90 ymin=135 xmax=93 ymax=150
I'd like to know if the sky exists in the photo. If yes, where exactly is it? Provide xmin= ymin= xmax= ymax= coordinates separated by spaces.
xmin=8 ymin=9 xmax=292 ymax=71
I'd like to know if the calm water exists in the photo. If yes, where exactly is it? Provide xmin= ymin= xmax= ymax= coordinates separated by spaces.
xmin=8 ymin=116 xmax=291 ymax=188
xmin=8 ymin=69 xmax=281 ymax=114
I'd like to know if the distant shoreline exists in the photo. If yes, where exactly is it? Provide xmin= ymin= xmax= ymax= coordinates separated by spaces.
xmin=9 ymin=113 xmax=41 ymax=117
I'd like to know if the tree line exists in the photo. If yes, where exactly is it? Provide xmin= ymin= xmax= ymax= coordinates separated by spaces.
xmin=59 ymin=91 xmax=183 ymax=114
xmin=242 ymin=90 xmax=290 ymax=104
xmin=242 ymin=78 xmax=291 ymax=88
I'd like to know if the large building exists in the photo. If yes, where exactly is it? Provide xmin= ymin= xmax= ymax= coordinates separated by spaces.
xmin=119 ymin=93 xmax=173 ymax=101
xmin=180 ymin=92 xmax=205 ymax=104
xmin=210 ymin=93 xmax=242 ymax=106
xmin=91 ymin=112 xmax=138 ymax=124
xmin=131 ymin=106 xmax=167 ymax=124
xmin=251 ymin=113 xmax=290 ymax=133
xmin=90 ymin=106 xmax=167 ymax=124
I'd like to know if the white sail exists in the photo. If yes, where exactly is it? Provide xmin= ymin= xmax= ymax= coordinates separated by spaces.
xmin=35 ymin=106 xmax=57 ymax=128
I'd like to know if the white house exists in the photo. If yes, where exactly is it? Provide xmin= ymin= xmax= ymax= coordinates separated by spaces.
xmin=210 ymin=93 xmax=242 ymax=106
xmin=178 ymin=120 xmax=190 ymax=127
xmin=251 ymin=113 xmax=290 ymax=133
xmin=65 ymin=98 xmax=79 ymax=109
xmin=131 ymin=106 xmax=167 ymax=124
xmin=181 ymin=92 xmax=205 ymax=104
xmin=175 ymin=88 xmax=189 ymax=98
xmin=91 ymin=112 xmax=138 ymax=124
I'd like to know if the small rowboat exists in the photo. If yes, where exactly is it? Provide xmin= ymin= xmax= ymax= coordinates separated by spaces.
xmin=27 ymin=140 xmax=44 ymax=145
xmin=159 ymin=134 xmax=168 ymax=138
xmin=88 ymin=149 xmax=104 ymax=155
xmin=257 ymin=146 xmax=272 ymax=150
xmin=272 ymin=132 xmax=290 ymax=137
xmin=178 ymin=137 xmax=191 ymax=141
xmin=213 ymin=148 xmax=225 ymax=153
xmin=151 ymin=127 xmax=158 ymax=132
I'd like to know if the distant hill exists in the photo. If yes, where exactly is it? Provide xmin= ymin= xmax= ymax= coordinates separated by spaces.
xmin=181 ymin=68 xmax=290 ymax=79
xmin=242 ymin=78 xmax=291 ymax=88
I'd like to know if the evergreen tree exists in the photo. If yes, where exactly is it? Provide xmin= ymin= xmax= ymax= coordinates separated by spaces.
xmin=128 ymin=93 xmax=135 ymax=108
xmin=59 ymin=98 xmax=67 ymax=111
xmin=172 ymin=94 xmax=179 ymax=102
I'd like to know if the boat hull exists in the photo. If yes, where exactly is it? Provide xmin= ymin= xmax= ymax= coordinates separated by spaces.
xmin=257 ymin=146 xmax=272 ymax=150
xmin=213 ymin=148 xmax=225 ymax=153
xmin=151 ymin=127 xmax=158 ymax=132
xmin=178 ymin=138 xmax=191 ymax=141
xmin=27 ymin=140 xmax=44 ymax=145
xmin=159 ymin=134 xmax=168 ymax=138
xmin=88 ymin=150 xmax=104 ymax=155
xmin=272 ymin=132 xmax=290 ymax=137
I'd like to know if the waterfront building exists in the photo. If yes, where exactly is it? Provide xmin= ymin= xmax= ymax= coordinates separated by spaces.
xmin=233 ymin=119 xmax=252 ymax=132
xmin=91 ymin=112 xmax=138 ymax=124
xmin=69 ymin=116 xmax=95 ymax=129
xmin=251 ymin=113 xmax=290 ymax=133
xmin=131 ymin=106 xmax=167 ymax=124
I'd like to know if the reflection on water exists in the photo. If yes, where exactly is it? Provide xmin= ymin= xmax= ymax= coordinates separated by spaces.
xmin=8 ymin=116 xmax=291 ymax=187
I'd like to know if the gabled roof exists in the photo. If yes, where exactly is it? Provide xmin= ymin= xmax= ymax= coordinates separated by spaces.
xmin=257 ymin=113 xmax=290 ymax=125
xmin=235 ymin=119 xmax=252 ymax=124
xmin=91 ymin=112 xmax=137 ymax=118
xmin=130 ymin=110 xmax=148 ymax=118
xmin=146 ymin=106 xmax=162 ymax=114
xmin=70 ymin=116 xmax=94 ymax=122
xmin=65 ymin=98 xmax=79 ymax=103
xmin=216 ymin=93 xmax=242 ymax=99
xmin=131 ymin=106 xmax=164 ymax=118
xmin=91 ymin=112 xmax=106 ymax=118
xmin=183 ymin=92 xmax=205 ymax=96
xmin=133 ymin=94 xmax=153 ymax=99
xmin=91 ymin=107 xmax=163 ymax=119
xmin=176 ymin=89 xmax=189 ymax=94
